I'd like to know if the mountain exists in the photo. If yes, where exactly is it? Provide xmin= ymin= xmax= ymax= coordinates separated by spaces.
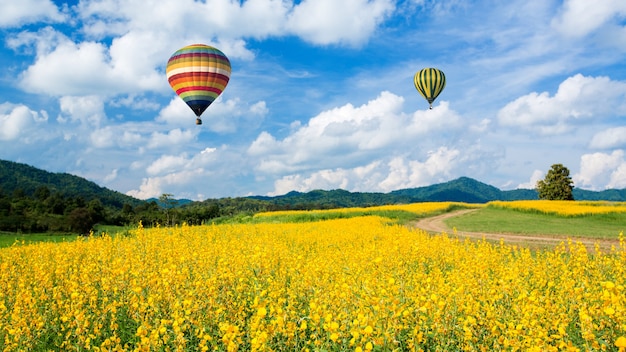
xmin=3 ymin=159 xmax=626 ymax=212
xmin=0 ymin=160 xmax=144 ymax=208
xmin=248 ymin=177 xmax=626 ymax=206
xmin=248 ymin=177 xmax=508 ymax=207
xmin=249 ymin=189 xmax=414 ymax=208
xmin=390 ymin=176 xmax=504 ymax=203
xmin=573 ymin=188 xmax=626 ymax=201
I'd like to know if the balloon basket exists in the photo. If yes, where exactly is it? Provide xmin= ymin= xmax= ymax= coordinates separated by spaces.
xmin=195 ymin=118 xmax=202 ymax=125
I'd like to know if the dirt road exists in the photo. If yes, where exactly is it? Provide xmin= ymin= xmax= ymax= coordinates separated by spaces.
xmin=410 ymin=209 xmax=621 ymax=251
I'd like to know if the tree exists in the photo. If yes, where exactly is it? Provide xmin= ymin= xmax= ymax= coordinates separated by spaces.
xmin=536 ymin=164 xmax=574 ymax=200
xmin=159 ymin=193 xmax=178 ymax=226
xmin=68 ymin=207 xmax=95 ymax=234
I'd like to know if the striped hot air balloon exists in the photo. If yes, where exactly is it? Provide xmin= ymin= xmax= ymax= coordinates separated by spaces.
xmin=166 ymin=44 xmax=231 ymax=125
xmin=413 ymin=68 xmax=446 ymax=109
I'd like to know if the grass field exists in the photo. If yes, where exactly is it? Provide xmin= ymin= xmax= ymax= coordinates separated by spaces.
xmin=0 ymin=225 xmax=132 ymax=249
xmin=0 ymin=232 xmax=80 ymax=248
xmin=445 ymin=206 xmax=626 ymax=239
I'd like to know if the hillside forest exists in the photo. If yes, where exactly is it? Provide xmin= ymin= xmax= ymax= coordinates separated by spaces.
xmin=0 ymin=185 xmax=287 ymax=235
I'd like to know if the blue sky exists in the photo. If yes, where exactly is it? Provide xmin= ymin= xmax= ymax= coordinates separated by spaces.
xmin=1 ymin=0 xmax=626 ymax=200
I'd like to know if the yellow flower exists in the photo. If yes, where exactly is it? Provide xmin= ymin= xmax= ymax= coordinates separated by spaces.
xmin=257 ymin=307 xmax=267 ymax=317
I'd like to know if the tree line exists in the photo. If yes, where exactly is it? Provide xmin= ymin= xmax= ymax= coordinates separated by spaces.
xmin=0 ymin=183 xmax=331 ymax=235
xmin=0 ymin=186 xmax=282 ymax=235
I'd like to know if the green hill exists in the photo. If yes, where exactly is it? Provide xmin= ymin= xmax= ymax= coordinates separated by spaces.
xmin=248 ymin=177 xmax=626 ymax=206
xmin=0 ymin=160 xmax=144 ymax=208
xmin=4 ymin=159 xmax=626 ymax=208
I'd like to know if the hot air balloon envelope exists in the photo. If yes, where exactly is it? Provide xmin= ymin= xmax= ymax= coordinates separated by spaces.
xmin=166 ymin=44 xmax=231 ymax=122
xmin=414 ymin=68 xmax=446 ymax=109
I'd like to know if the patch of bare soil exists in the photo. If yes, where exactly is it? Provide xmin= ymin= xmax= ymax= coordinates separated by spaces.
xmin=409 ymin=209 xmax=621 ymax=252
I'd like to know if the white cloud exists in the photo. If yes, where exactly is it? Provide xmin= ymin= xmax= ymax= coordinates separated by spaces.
xmin=589 ymin=126 xmax=626 ymax=149
xmin=248 ymin=91 xmax=463 ymax=174
xmin=574 ymin=150 xmax=626 ymax=190
xmin=271 ymin=168 xmax=353 ymax=195
xmin=608 ymin=164 xmax=626 ymax=189
xmin=103 ymin=168 xmax=118 ymax=183
xmin=16 ymin=31 xmax=166 ymax=97
xmin=498 ymin=74 xmax=626 ymax=135
xmin=126 ymin=169 xmax=204 ymax=200
xmin=75 ymin=0 xmax=393 ymax=47
xmin=110 ymin=95 xmax=160 ymax=111
xmin=158 ymin=97 xmax=268 ymax=133
xmin=0 ymin=0 xmax=64 ymax=27
xmin=146 ymin=154 xmax=189 ymax=175
xmin=286 ymin=0 xmax=395 ymax=47
xmin=205 ymin=98 xmax=268 ymax=133
xmin=552 ymin=0 xmax=626 ymax=38
xmin=156 ymin=98 xmax=193 ymax=126
xmin=57 ymin=95 xmax=106 ymax=127
xmin=146 ymin=129 xmax=196 ymax=149
xmin=0 ymin=103 xmax=46 ymax=141
xmin=517 ymin=169 xmax=544 ymax=189
xmin=127 ymin=147 xmax=223 ymax=199
xmin=268 ymin=144 xmax=502 ymax=196
xmin=253 ymin=90 xmax=497 ymax=197
xmin=90 ymin=125 xmax=145 ymax=149
xmin=90 ymin=126 xmax=116 ymax=148
xmin=378 ymin=147 xmax=461 ymax=191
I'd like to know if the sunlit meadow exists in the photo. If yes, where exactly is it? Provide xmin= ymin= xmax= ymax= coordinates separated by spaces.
xmin=489 ymin=200 xmax=626 ymax=216
xmin=1 ymin=202 xmax=626 ymax=351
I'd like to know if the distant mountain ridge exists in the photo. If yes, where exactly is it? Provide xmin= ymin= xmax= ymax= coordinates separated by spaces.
xmin=2 ymin=160 xmax=626 ymax=210
xmin=248 ymin=176 xmax=626 ymax=206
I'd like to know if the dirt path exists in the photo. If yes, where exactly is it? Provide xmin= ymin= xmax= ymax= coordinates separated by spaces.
xmin=410 ymin=209 xmax=621 ymax=251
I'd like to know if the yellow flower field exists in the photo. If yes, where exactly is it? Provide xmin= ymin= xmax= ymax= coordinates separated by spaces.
xmin=1 ymin=208 xmax=626 ymax=350
xmin=489 ymin=200 xmax=626 ymax=216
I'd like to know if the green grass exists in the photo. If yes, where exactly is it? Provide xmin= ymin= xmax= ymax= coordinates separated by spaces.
xmin=0 ymin=232 xmax=80 ymax=248
xmin=0 ymin=225 xmax=133 ymax=249
xmin=93 ymin=224 xmax=134 ymax=237
xmin=445 ymin=207 xmax=626 ymax=239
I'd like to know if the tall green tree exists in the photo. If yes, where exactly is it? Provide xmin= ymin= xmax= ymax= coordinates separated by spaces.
xmin=536 ymin=164 xmax=574 ymax=200
xmin=159 ymin=193 xmax=178 ymax=226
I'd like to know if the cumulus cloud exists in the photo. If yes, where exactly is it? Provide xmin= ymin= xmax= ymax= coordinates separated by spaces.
xmin=248 ymin=91 xmax=463 ymax=174
xmin=109 ymin=95 xmax=160 ymax=111
xmin=157 ymin=97 xmax=268 ymax=133
xmin=378 ymin=148 xmax=461 ymax=191
xmin=498 ymin=74 xmax=626 ymax=135
xmin=146 ymin=129 xmax=196 ymax=149
xmin=517 ymin=169 xmax=544 ymax=189
xmin=146 ymin=154 xmax=189 ymax=175
xmin=268 ymin=143 xmax=502 ymax=196
xmin=574 ymin=150 xmax=626 ymax=190
xmin=10 ymin=0 xmax=396 ymax=101
xmin=75 ymin=0 xmax=393 ymax=48
xmin=0 ymin=0 xmax=64 ymax=27
xmin=249 ymin=90 xmax=501 ymax=196
xmin=552 ymin=0 xmax=626 ymax=38
xmin=90 ymin=125 xmax=144 ymax=149
xmin=126 ymin=147 xmax=222 ymax=199
xmin=126 ymin=169 xmax=205 ymax=200
xmin=589 ymin=126 xmax=626 ymax=149
xmin=286 ymin=0 xmax=395 ymax=47
xmin=16 ymin=29 xmax=164 ymax=97
xmin=57 ymin=95 xmax=106 ymax=127
xmin=0 ymin=103 xmax=47 ymax=141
